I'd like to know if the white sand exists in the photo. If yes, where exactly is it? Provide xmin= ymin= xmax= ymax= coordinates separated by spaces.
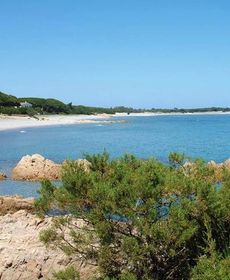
xmin=0 ymin=114 xmax=114 ymax=131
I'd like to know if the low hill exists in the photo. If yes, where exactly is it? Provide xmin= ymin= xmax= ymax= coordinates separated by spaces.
xmin=18 ymin=97 xmax=70 ymax=113
xmin=0 ymin=92 xmax=71 ymax=115
xmin=0 ymin=92 xmax=19 ymax=107
xmin=0 ymin=91 xmax=136 ymax=115
xmin=1 ymin=90 xmax=230 ymax=116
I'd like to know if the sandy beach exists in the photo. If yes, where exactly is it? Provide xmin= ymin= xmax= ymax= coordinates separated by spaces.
xmin=0 ymin=114 xmax=114 ymax=131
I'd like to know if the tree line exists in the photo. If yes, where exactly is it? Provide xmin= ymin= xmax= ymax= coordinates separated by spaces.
xmin=1 ymin=90 xmax=230 ymax=116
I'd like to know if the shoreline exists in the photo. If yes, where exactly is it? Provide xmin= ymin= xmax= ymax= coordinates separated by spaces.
xmin=0 ymin=111 xmax=230 ymax=131
xmin=0 ymin=114 xmax=115 ymax=132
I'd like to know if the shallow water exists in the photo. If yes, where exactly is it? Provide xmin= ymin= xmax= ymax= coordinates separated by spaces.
xmin=1 ymin=114 xmax=230 ymax=197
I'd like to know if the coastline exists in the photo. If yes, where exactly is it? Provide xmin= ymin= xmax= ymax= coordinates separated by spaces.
xmin=1 ymin=111 xmax=230 ymax=131
xmin=0 ymin=114 xmax=114 ymax=132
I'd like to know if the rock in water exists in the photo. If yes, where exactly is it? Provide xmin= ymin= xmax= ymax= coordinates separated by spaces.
xmin=224 ymin=159 xmax=230 ymax=169
xmin=0 ymin=172 xmax=7 ymax=180
xmin=11 ymin=154 xmax=61 ymax=181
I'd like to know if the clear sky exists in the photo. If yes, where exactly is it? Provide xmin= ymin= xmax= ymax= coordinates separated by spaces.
xmin=1 ymin=1 xmax=230 ymax=108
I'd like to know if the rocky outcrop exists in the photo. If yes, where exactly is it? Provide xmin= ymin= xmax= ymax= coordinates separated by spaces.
xmin=0 ymin=198 xmax=97 ymax=280
xmin=207 ymin=160 xmax=223 ymax=169
xmin=224 ymin=159 xmax=230 ymax=169
xmin=11 ymin=154 xmax=91 ymax=181
xmin=207 ymin=159 xmax=230 ymax=170
xmin=63 ymin=159 xmax=91 ymax=172
xmin=0 ymin=172 xmax=7 ymax=180
xmin=0 ymin=195 xmax=34 ymax=215
xmin=75 ymin=159 xmax=91 ymax=171
xmin=207 ymin=160 xmax=224 ymax=181
xmin=11 ymin=154 xmax=61 ymax=181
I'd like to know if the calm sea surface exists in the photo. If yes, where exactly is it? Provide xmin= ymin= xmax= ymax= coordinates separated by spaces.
xmin=1 ymin=114 xmax=230 ymax=197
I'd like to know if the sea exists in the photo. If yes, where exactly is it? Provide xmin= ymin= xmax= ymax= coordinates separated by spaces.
xmin=1 ymin=114 xmax=230 ymax=198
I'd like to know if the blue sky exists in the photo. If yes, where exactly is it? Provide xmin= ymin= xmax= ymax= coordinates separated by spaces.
xmin=1 ymin=1 xmax=230 ymax=108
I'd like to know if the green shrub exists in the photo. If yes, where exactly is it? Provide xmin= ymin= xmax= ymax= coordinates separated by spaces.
xmin=191 ymin=253 xmax=230 ymax=280
xmin=36 ymin=153 xmax=230 ymax=280
xmin=52 ymin=266 xmax=80 ymax=280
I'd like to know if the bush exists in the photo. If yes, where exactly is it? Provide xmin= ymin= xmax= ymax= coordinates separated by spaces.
xmin=52 ymin=266 xmax=80 ymax=280
xmin=191 ymin=252 xmax=230 ymax=280
xmin=36 ymin=153 xmax=230 ymax=280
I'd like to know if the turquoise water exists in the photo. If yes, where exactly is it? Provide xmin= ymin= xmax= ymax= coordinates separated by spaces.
xmin=1 ymin=114 xmax=230 ymax=197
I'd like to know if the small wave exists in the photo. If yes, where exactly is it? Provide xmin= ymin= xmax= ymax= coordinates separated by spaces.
xmin=20 ymin=130 xmax=26 ymax=133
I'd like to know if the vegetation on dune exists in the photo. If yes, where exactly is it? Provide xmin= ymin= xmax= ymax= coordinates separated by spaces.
xmin=0 ymin=92 xmax=19 ymax=106
xmin=35 ymin=152 xmax=230 ymax=280
xmin=18 ymin=97 xmax=71 ymax=114
xmin=71 ymin=105 xmax=134 ymax=115
xmin=2 ymin=90 xmax=230 ymax=116
xmin=0 ymin=92 xmax=71 ymax=115
xmin=0 ymin=91 xmax=136 ymax=115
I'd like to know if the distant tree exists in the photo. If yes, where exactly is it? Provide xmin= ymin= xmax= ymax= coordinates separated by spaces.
xmin=67 ymin=102 xmax=73 ymax=110
xmin=44 ymin=98 xmax=69 ymax=113
xmin=0 ymin=91 xmax=19 ymax=106
xmin=3 ymin=90 xmax=230 ymax=116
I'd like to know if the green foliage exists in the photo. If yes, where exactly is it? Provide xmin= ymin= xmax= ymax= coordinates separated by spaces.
xmin=36 ymin=153 xmax=230 ymax=279
xmin=71 ymin=105 xmax=134 ymax=115
xmin=52 ymin=266 xmax=80 ymax=280
xmin=0 ymin=91 xmax=19 ymax=106
xmin=0 ymin=105 xmax=38 ymax=116
xmin=84 ymin=150 xmax=110 ymax=174
xmin=18 ymin=97 xmax=70 ymax=114
xmin=2 ymin=89 xmax=230 ymax=116
xmin=191 ymin=253 xmax=230 ymax=280
xmin=168 ymin=152 xmax=186 ymax=167
xmin=0 ymin=91 xmax=71 ymax=115
xmin=35 ymin=180 xmax=56 ymax=216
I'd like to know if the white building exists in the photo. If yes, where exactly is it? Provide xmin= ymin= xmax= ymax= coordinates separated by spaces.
xmin=20 ymin=101 xmax=32 ymax=108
